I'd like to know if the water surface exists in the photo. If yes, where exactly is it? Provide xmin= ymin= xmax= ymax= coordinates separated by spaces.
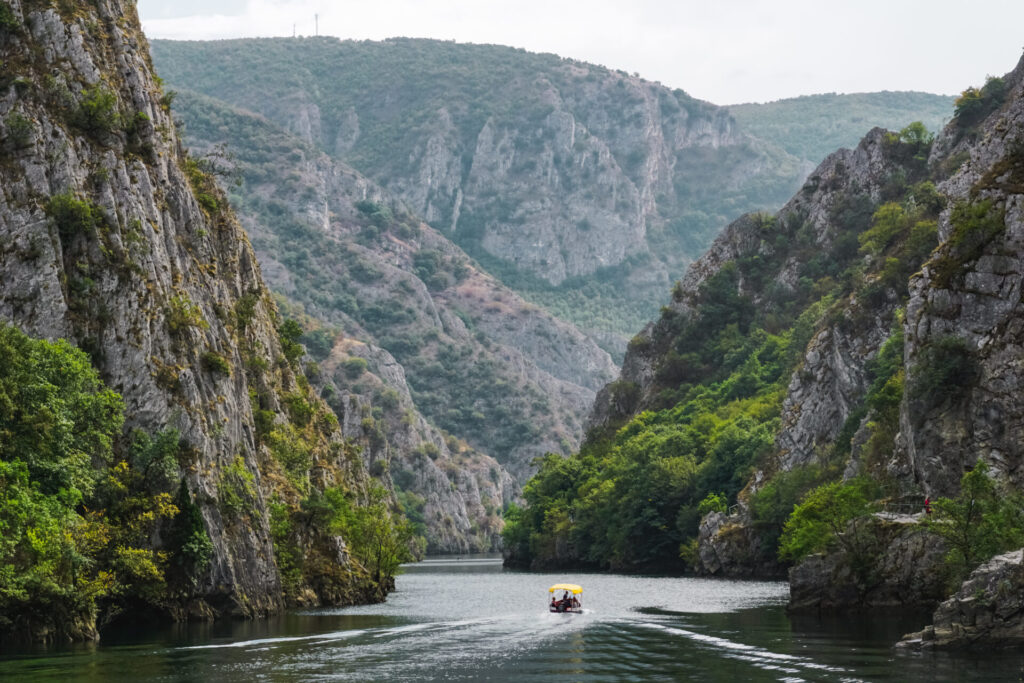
xmin=2 ymin=555 xmax=1022 ymax=681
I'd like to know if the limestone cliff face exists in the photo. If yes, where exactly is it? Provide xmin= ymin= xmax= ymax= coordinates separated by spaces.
xmin=897 ymin=56 xmax=1024 ymax=496
xmin=317 ymin=337 xmax=516 ymax=553
xmin=0 ymin=0 xmax=376 ymax=617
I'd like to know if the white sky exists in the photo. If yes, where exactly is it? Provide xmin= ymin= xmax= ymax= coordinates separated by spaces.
xmin=137 ymin=0 xmax=1024 ymax=105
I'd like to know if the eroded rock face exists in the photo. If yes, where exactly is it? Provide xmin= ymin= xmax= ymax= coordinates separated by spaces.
xmin=318 ymin=339 xmax=516 ymax=553
xmin=0 ymin=0 xmax=377 ymax=620
xmin=899 ymin=549 xmax=1024 ymax=649
xmin=788 ymin=515 xmax=948 ymax=612
xmin=898 ymin=57 xmax=1024 ymax=497
xmin=696 ymin=511 xmax=785 ymax=578
xmin=151 ymin=39 xmax=806 ymax=288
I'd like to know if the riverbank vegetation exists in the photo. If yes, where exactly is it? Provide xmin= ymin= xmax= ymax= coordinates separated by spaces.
xmin=0 ymin=323 xmax=205 ymax=641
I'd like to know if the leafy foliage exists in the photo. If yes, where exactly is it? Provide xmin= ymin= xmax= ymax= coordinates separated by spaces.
xmin=0 ymin=2 xmax=19 ymax=32
xmin=71 ymin=85 xmax=121 ymax=138
xmin=46 ymin=192 xmax=105 ymax=241
xmin=954 ymin=77 xmax=1007 ymax=128
xmin=778 ymin=478 xmax=878 ymax=562
xmin=929 ymin=199 xmax=1005 ymax=287
xmin=0 ymin=324 xmax=210 ymax=638
xmin=922 ymin=461 xmax=1024 ymax=587
xmin=3 ymin=111 xmax=32 ymax=148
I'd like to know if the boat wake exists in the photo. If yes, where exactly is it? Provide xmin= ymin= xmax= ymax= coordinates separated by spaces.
xmin=636 ymin=621 xmax=862 ymax=682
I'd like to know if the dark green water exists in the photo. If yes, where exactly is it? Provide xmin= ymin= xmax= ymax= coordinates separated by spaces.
xmin=2 ymin=556 xmax=1022 ymax=681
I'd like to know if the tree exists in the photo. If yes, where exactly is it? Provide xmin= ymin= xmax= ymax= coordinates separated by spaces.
xmin=778 ymin=478 xmax=876 ymax=563
xmin=923 ymin=461 xmax=1024 ymax=585
xmin=322 ymin=485 xmax=414 ymax=586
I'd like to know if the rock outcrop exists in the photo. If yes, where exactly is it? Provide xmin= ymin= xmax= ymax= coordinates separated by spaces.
xmin=899 ymin=549 xmax=1024 ymax=649
xmin=697 ymin=511 xmax=785 ymax=578
xmin=317 ymin=337 xmax=515 ymax=553
xmin=788 ymin=514 xmax=948 ymax=612
xmin=897 ymin=56 xmax=1024 ymax=496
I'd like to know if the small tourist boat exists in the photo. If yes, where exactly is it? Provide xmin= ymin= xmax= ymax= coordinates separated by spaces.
xmin=548 ymin=583 xmax=583 ymax=613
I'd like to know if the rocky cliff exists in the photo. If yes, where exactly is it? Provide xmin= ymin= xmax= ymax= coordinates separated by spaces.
xmin=0 ymin=0 xmax=391 ymax=636
xmin=899 ymin=549 xmax=1024 ymax=649
xmin=897 ymin=56 xmax=1024 ymax=496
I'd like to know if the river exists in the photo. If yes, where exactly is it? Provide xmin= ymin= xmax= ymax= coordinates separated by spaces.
xmin=1 ymin=555 xmax=1022 ymax=681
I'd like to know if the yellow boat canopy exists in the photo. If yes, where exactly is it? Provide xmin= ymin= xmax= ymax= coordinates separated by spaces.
xmin=548 ymin=583 xmax=583 ymax=594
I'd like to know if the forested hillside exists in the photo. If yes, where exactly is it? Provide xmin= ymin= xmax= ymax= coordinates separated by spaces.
xmin=730 ymin=91 xmax=953 ymax=166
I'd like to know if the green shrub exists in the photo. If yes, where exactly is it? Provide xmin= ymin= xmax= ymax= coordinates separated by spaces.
xmin=166 ymin=294 xmax=209 ymax=335
xmin=72 ymin=85 xmax=121 ymax=137
xmin=3 ymin=112 xmax=32 ymax=148
xmin=342 ymin=356 xmax=368 ymax=379
xmin=923 ymin=461 xmax=1024 ymax=587
xmin=301 ymin=328 xmax=337 ymax=360
xmin=0 ymin=2 xmax=19 ymax=32
xmin=930 ymin=200 xmax=1005 ymax=287
xmin=267 ymin=425 xmax=313 ymax=487
xmin=954 ymin=76 xmax=1007 ymax=127
xmin=200 ymin=350 xmax=231 ymax=375
xmin=909 ymin=335 xmax=977 ymax=408
xmin=778 ymin=478 xmax=877 ymax=562
xmin=282 ymin=392 xmax=314 ymax=427
xmin=277 ymin=318 xmax=304 ymax=365
xmin=218 ymin=455 xmax=256 ymax=518
xmin=748 ymin=464 xmax=825 ymax=550
xmin=697 ymin=491 xmax=728 ymax=516
xmin=234 ymin=292 xmax=259 ymax=331
xmin=46 ymin=192 xmax=104 ymax=241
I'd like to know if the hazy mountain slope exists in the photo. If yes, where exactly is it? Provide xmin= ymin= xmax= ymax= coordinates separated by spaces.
xmin=730 ymin=91 xmax=954 ymax=165
xmin=151 ymin=38 xmax=955 ymax=362
xmin=169 ymin=90 xmax=617 ymax=485
xmin=150 ymin=37 xmax=810 ymax=353
xmin=0 ymin=0 xmax=403 ymax=639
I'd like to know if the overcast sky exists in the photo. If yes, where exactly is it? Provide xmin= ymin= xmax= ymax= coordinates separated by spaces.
xmin=137 ymin=0 xmax=1024 ymax=105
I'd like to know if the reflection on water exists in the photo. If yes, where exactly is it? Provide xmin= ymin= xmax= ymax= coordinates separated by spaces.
xmin=2 ymin=554 xmax=1023 ymax=681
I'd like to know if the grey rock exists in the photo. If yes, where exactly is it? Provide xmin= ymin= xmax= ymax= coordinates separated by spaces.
xmin=899 ymin=549 xmax=1024 ymax=649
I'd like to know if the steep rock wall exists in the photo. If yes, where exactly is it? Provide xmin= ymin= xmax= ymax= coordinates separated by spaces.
xmin=0 ymin=0 xmax=377 ymax=621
